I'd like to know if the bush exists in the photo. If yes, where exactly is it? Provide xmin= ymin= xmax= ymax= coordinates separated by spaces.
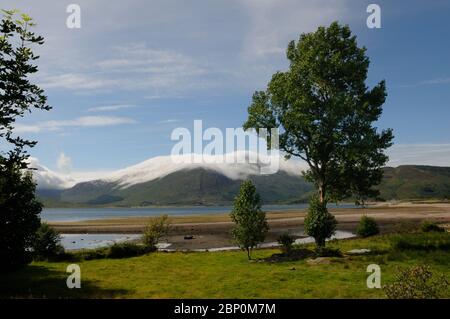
xmin=142 ymin=215 xmax=170 ymax=251
xmin=304 ymin=196 xmax=337 ymax=248
xmin=384 ymin=265 xmax=449 ymax=299
xmin=277 ymin=233 xmax=295 ymax=254
xmin=107 ymin=242 xmax=149 ymax=259
xmin=32 ymin=223 xmax=64 ymax=261
xmin=356 ymin=215 xmax=380 ymax=237
xmin=421 ymin=220 xmax=445 ymax=233
xmin=390 ymin=232 xmax=450 ymax=251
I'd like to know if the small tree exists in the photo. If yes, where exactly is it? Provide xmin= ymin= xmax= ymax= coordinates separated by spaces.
xmin=230 ymin=180 xmax=269 ymax=260
xmin=304 ymin=196 xmax=337 ymax=249
xmin=33 ymin=222 xmax=64 ymax=260
xmin=142 ymin=215 xmax=170 ymax=251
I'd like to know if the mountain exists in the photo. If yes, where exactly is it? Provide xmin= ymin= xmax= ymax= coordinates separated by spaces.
xmin=34 ymin=154 xmax=450 ymax=207
xmin=377 ymin=165 xmax=450 ymax=200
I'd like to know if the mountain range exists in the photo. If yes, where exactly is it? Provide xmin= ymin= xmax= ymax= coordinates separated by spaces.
xmin=32 ymin=153 xmax=450 ymax=207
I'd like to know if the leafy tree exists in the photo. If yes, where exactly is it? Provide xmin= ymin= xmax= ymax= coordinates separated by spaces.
xmin=0 ymin=10 xmax=50 ymax=270
xmin=243 ymin=22 xmax=393 ymax=205
xmin=142 ymin=214 xmax=170 ymax=251
xmin=304 ymin=195 xmax=337 ymax=248
xmin=32 ymin=222 xmax=64 ymax=261
xmin=230 ymin=180 xmax=269 ymax=260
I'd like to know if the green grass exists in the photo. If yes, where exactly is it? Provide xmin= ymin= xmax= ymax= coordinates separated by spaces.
xmin=1 ymin=234 xmax=449 ymax=298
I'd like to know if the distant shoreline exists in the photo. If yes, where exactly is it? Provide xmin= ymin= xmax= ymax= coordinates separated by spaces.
xmin=49 ymin=203 xmax=450 ymax=250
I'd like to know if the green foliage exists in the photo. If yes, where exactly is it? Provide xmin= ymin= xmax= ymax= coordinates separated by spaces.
xmin=107 ymin=242 xmax=149 ymax=259
xmin=32 ymin=223 xmax=64 ymax=261
xmin=0 ymin=10 xmax=50 ymax=166
xmin=142 ymin=215 xmax=170 ymax=250
xmin=378 ymin=166 xmax=450 ymax=200
xmin=277 ymin=233 xmax=295 ymax=253
xmin=384 ymin=265 xmax=449 ymax=299
xmin=356 ymin=215 xmax=380 ymax=237
xmin=230 ymin=180 xmax=269 ymax=259
xmin=304 ymin=196 xmax=337 ymax=248
xmin=0 ymin=167 xmax=41 ymax=270
xmin=0 ymin=10 xmax=50 ymax=271
xmin=390 ymin=232 xmax=450 ymax=251
xmin=243 ymin=21 xmax=393 ymax=204
xmin=420 ymin=220 xmax=445 ymax=233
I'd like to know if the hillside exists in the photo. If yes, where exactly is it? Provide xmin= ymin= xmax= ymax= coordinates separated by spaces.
xmin=36 ymin=165 xmax=450 ymax=207
xmin=378 ymin=165 xmax=450 ymax=200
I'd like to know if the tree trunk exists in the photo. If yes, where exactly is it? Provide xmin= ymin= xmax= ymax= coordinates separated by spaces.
xmin=318 ymin=184 xmax=325 ymax=204
xmin=246 ymin=248 xmax=251 ymax=260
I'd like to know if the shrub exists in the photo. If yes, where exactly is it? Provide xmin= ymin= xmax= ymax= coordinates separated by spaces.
xmin=421 ymin=220 xmax=445 ymax=233
xmin=304 ymin=196 xmax=337 ymax=248
xmin=142 ymin=215 xmax=170 ymax=251
xmin=356 ymin=215 xmax=380 ymax=237
xmin=384 ymin=265 xmax=449 ymax=299
xmin=32 ymin=223 xmax=64 ymax=261
xmin=278 ymin=233 xmax=295 ymax=254
xmin=107 ymin=242 xmax=148 ymax=259
xmin=390 ymin=232 xmax=450 ymax=251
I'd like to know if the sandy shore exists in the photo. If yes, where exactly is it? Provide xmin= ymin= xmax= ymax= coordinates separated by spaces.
xmin=49 ymin=203 xmax=450 ymax=250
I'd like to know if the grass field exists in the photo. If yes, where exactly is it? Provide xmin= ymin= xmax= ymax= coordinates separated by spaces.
xmin=1 ymin=233 xmax=449 ymax=299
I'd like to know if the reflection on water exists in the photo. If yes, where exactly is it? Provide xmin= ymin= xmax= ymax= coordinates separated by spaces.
xmin=61 ymin=234 xmax=141 ymax=250
xmin=61 ymin=230 xmax=355 ymax=251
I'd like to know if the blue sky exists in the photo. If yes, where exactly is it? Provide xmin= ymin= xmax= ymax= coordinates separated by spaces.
xmin=3 ymin=0 xmax=450 ymax=175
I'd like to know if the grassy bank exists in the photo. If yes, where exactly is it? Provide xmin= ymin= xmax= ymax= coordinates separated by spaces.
xmin=1 ymin=232 xmax=449 ymax=299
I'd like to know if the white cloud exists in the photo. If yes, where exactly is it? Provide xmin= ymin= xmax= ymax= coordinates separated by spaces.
xmin=57 ymin=152 xmax=72 ymax=173
xmin=419 ymin=78 xmax=450 ymax=86
xmin=240 ymin=0 xmax=351 ymax=59
xmin=387 ymin=144 xmax=450 ymax=167
xmin=39 ymin=43 xmax=209 ymax=93
xmin=87 ymin=104 xmax=137 ymax=112
xmin=15 ymin=116 xmax=137 ymax=133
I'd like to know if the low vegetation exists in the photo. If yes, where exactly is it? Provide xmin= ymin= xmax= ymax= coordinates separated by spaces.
xmin=384 ymin=265 xmax=449 ymax=299
xmin=32 ymin=223 xmax=65 ymax=261
xmin=1 ymin=231 xmax=448 ymax=298
xmin=277 ymin=233 xmax=295 ymax=254
xmin=420 ymin=220 xmax=445 ymax=233
xmin=142 ymin=214 xmax=170 ymax=251
xmin=356 ymin=216 xmax=380 ymax=237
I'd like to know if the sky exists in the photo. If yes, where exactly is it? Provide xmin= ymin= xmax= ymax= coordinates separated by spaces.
xmin=2 ymin=0 xmax=450 ymax=178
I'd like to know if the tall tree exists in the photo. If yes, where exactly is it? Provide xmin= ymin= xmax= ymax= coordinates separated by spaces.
xmin=243 ymin=22 xmax=393 ymax=205
xmin=230 ymin=180 xmax=268 ymax=260
xmin=0 ymin=10 xmax=50 ymax=270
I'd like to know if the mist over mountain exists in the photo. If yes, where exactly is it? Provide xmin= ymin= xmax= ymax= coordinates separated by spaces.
xmin=33 ymin=153 xmax=450 ymax=207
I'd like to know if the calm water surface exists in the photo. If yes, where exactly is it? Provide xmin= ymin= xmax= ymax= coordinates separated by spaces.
xmin=42 ymin=203 xmax=359 ymax=222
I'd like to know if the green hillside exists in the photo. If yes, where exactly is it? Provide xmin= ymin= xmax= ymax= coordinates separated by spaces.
xmin=378 ymin=166 xmax=450 ymax=200
xmin=37 ymin=165 xmax=450 ymax=207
